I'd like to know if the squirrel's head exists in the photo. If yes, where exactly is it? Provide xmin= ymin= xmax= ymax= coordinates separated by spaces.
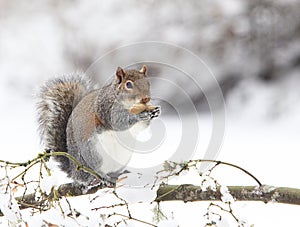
xmin=113 ymin=65 xmax=151 ymax=108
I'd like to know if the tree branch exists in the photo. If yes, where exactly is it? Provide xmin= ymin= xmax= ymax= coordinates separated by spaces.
xmin=1 ymin=183 xmax=299 ymax=217
xmin=155 ymin=184 xmax=300 ymax=205
xmin=1 ymin=152 xmax=298 ymax=222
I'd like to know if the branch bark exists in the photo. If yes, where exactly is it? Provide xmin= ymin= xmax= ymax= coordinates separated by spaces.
xmin=1 ymin=153 xmax=299 ymax=218
xmin=155 ymin=184 xmax=300 ymax=205
xmin=2 ymin=183 xmax=300 ymax=217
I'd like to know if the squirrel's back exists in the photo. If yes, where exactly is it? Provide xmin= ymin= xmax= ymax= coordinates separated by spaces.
xmin=37 ymin=75 xmax=93 ymax=172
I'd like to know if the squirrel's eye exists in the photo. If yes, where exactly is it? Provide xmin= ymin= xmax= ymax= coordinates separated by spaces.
xmin=125 ymin=81 xmax=133 ymax=89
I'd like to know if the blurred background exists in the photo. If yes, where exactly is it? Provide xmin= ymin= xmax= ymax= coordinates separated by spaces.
xmin=0 ymin=1 xmax=300 ymax=225
xmin=0 ymin=0 xmax=299 ymax=183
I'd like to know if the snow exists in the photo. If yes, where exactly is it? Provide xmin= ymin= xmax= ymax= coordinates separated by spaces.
xmin=157 ymin=220 xmax=179 ymax=227
xmin=220 ymin=186 xmax=234 ymax=204
xmin=39 ymin=160 xmax=70 ymax=195
xmin=0 ymin=0 xmax=299 ymax=226
xmin=0 ymin=178 xmax=22 ymax=224
xmin=199 ymin=175 xmax=217 ymax=192
xmin=115 ymin=172 xmax=159 ymax=204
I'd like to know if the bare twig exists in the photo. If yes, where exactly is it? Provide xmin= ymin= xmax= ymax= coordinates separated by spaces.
xmin=0 ymin=151 xmax=299 ymax=224
xmin=110 ymin=212 xmax=157 ymax=227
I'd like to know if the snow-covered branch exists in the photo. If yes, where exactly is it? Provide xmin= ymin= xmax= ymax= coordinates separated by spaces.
xmin=155 ymin=184 xmax=300 ymax=205
xmin=1 ymin=151 xmax=300 ymax=226
xmin=2 ymin=182 xmax=299 ymax=218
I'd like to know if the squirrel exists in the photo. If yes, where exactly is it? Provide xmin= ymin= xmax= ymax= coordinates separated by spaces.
xmin=37 ymin=65 xmax=161 ymax=185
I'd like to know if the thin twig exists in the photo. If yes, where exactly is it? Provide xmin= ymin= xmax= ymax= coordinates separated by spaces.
xmin=188 ymin=159 xmax=262 ymax=186
xmin=112 ymin=212 xmax=157 ymax=227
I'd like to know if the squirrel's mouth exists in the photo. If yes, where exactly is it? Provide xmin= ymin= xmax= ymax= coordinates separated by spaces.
xmin=140 ymin=97 xmax=150 ymax=104
xmin=121 ymin=95 xmax=151 ymax=110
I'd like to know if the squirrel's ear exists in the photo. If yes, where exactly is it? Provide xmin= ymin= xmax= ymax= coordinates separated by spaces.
xmin=139 ymin=65 xmax=147 ymax=74
xmin=116 ymin=67 xmax=125 ymax=83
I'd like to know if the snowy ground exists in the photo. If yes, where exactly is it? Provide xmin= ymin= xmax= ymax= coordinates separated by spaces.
xmin=0 ymin=0 xmax=299 ymax=226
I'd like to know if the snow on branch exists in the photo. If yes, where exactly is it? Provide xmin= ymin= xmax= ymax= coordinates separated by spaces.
xmin=0 ymin=151 xmax=300 ymax=226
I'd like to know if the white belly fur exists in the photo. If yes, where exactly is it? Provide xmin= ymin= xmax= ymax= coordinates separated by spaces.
xmin=96 ymin=122 xmax=148 ymax=174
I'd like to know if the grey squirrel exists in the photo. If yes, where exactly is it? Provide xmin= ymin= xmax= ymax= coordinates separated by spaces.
xmin=37 ymin=65 xmax=160 ymax=185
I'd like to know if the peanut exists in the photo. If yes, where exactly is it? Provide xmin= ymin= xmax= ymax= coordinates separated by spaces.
xmin=129 ymin=103 xmax=156 ymax=115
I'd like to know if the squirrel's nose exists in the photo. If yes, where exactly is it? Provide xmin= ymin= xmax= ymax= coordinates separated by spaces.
xmin=141 ymin=96 xmax=150 ymax=104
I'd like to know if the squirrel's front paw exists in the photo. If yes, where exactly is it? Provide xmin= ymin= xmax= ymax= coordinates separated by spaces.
xmin=137 ymin=106 xmax=161 ymax=121
xmin=150 ymin=106 xmax=161 ymax=119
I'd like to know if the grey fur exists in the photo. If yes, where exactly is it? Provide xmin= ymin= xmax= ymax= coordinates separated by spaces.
xmin=37 ymin=68 xmax=160 ymax=185
xmin=37 ymin=75 xmax=93 ymax=172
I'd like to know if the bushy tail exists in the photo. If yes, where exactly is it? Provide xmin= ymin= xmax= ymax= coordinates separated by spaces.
xmin=37 ymin=75 xmax=93 ymax=172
